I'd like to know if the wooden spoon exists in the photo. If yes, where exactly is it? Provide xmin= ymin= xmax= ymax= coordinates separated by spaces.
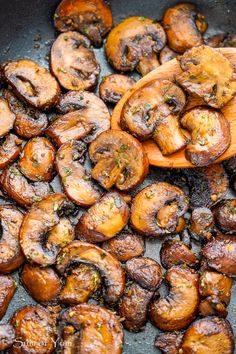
xmin=111 ymin=47 xmax=236 ymax=168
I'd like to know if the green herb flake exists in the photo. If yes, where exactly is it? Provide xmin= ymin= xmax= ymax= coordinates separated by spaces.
xmin=14 ymin=320 xmax=19 ymax=328
xmin=145 ymin=191 xmax=155 ymax=199
xmin=57 ymin=67 xmax=67 ymax=74
xmin=100 ymin=252 xmax=107 ymax=260
xmin=63 ymin=167 xmax=72 ymax=177
xmin=138 ymin=17 xmax=146 ymax=22
xmin=189 ymin=75 xmax=197 ymax=80
xmin=164 ymin=95 xmax=173 ymax=104
xmin=114 ymin=158 xmax=122 ymax=168
xmin=119 ymin=144 xmax=128 ymax=152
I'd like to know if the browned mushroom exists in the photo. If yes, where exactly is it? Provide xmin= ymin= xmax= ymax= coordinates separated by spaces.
xmin=224 ymin=34 xmax=236 ymax=47
xmin=131 ymin=182 xmax=188 ymax=237
xmin=47 ymin=217 xmax=75 ymax=249
xmin=180 ymin=317 xmax=234 ymax=353
xmin=59 ymin=264 xmax=101 ymax=305
xmin=213 ymin=199 xmax=236 ymax=233
xmin=4 ymin=89 xmax=48 ymax=138
xmin=2 ymin=59 xmax=60 ymax=110
xmin=56 ymin=140 xmax=100 ymax=207
xmin=154 ymin=332 xmax=183 ymax=354
xmin=160 ymin=239 xmax=199 ymax=269
xmin=177 ymin=45 xmax=236 ymax=108
xmin=159 ymin=46 xmax=177 ymax=65
xmin=60 ymin=304 xmax=123 ymax=354
xmin=102 ymin=232 xmax=145 ymax=262
xmin=105 ymin=17 xmax=166 ymax=74
xmin=125 ymin=257 xmax=162 ymax=291
xmin=56 ymin=241 xmax=125 ymax=304
xmin=99 ymin=74 xmax=135 ymax=104
xmin=20 ymin=194 xmax=75 ymax=266
xmin=149 ymin=266 xmax=199 ymax=331
xmin=46 ymin=91 xmax=110 ymax=146
xmin=0 ymin=98 xmax=15 ymax=137
xmin=202 ymin=234 xmax=236 ymax=277
xmin=0 ymin=205 xmax=24 ymax=274
xmin=0 ymin=164 xmax=51 ymax=208
xmin=76 ymin=192 xmax=129 ymax=243
xmin=0 ymin=324 xmax=15 ymax=351
xmin=181 ymin=107 xmax=230 ymax=166
xmin=121 ymin=79 xmax=188 ymax=155
xmin=205 ymin=33 xmax=227 ymax=48
xmin=10 ymin=305 xmax=56 ymax=354
xmin=54 ymin=0 xmax=113 ymax=47
xmin=51 ymin=31 xmax=100 ymax=91
xmin=60 ymin=325 xmax=79 ymax=354
xmin=199 ymin=295 xmax=228 ymax=317
xmin=19 ymin=137 xmax=55 ymax=182
xmin=163 ymin=3 xmax=207 ymax=53
xmin=89 ymin=130 xmax=149 ymax=191
xmin=0 ymin=134 xmax=22 ymax=170
xmin=21 ymin=263 xmax=61 ymax=303
xmin=0 ymin=275 xmax=16 ymax=319
xmin=190 ymin=207 xmax=214 ymax=241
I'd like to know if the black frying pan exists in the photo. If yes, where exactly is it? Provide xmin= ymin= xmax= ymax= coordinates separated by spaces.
xmin=0 ymin=0 xmax=236 ymax=353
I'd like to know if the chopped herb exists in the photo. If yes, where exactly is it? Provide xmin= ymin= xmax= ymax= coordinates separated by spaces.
xmin=119 ymin=144 xmax=128 ymax=152
xmin=131 ymin=105 xmax=141 ymax=114
xmin=72 ymin=152 xmax=81 ymax=161
xmin=164 ymin=95 xmax=173 ymax=104
xmin=63 ymin=167 xmax=72 ymax=177
xmin=64 ymin=35 xmax=68 ymax=41
xmin=231 ymin=207 xmax=236 ymax=214
xmin=114 ymin=196 xmax=122 ymax=208
xmin=189 ymin=75 xmax=197 ymax=80
xmin=32 ymin=196 xmax=41 ymax=202
xmin=57 ymin=67 xmax=67 ymax=74
xmin=138 ymin=17 xmax=146 ymax=22
xmin=82 ymin=174 xmax=90 ymax=181
xmin=114 ymin=158 xmax=122 ymax=168
xmin=58 ymin=153 xmax=65 ymax=160
xmin=14 ymin=320 xmax=19 ymax=328
xmin=100 ymin=252 xmax=106 ymax=260
xmin=53 ymin=13 xmax=59 ymax=20
xmin=145 ymin=191 xmax=155 ymax=199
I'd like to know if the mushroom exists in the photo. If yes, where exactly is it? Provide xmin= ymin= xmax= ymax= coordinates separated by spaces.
xmin=60 ymin=304 xmax=123 ymax=354
xmin=56 ymin=140 xmax=100 ymax=207
xmin=0 ymin=98 xmax=15 ymax=137
xmin=4 ymin=89 xmax=48 ymax=138
xmin=199 ymin=295 xmax=228 ymax=318
xmin=0 ymin=164 xmax=51 ymax=208
xmin=105 ymin=17 xmax=166 ymax=74
xmin=224 ymin=34 xmax=236 ymax=47
xmin=190 ymin=207 xmax=214 ymax=242
xmin=205 ymin=33 xmax=227 ymax=48
xmin=0 ymin=134 xmax=22 ymax=170
xmin=76 ymin=192 xmax=129 ymax=243
xmin=60 ymin=325 xmax=79 ymax=354
xmin=213 ymin=199 xmax=236 ymax=233
xmin=99 ymin=74 xmax=136 ymax=104
xmin=181 ymin=107 xmax=230 ymax=166
xmin=89 ymin=130 xmax=149 ymax=191
xmin=177 ymin=45 xmax=236 ymax=108
xmin=149 ymin=266 xmax=200 ymax=331
xmin=0 ymin=324 xmax=15 ymax=351
xmin=154 ymin=332 xmax=183 ymax=354
xmin=159 ymin=46 xmax=177 ymax=65
xmin=102 ymin=232 xmax=145 ymax=262
xmin=19 ymin=137 xmax=55 ymax=182
xmin=202 ymin=234 xmax=236 ymax=277
xmin=2 ymin=59 xmax=60 ymax=110
xmin=46 ymin=91 xmax=110 ymax=146
xmin=121 ymin=79 xmax=188 ymax=155
xmin=223 ymin=156 xmax=236 ymax=192
xmin=20 ymin=194 xmax=75 ymax=266
xmin=131 ymin=182 xmax=188 ymax=237
xmin=10 ymin=305 xmax=56 ymax=354
xmin=54 ymin=0 xmax=113 ymax=47
xmin=21 ymin=263 xmax=61 ymax=303
xmin=56 ymin=241 xmax=125 ymax=304
xmin=50 ymin=31 xmax=100 ymax=91
xmin=163 ymin=3 xmax=207 ymax=53
xmin=59 ymin=264 xmax=101 ymax=305
xmin=160 ymin=239 xmax=199 ymax=269
xmin=180 ymin=317 xmax=234 ymax=353
xmin=0 ymin=275 xmax=17 ymax=319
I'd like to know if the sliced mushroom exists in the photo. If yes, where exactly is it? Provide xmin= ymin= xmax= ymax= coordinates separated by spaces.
xmin=0 ymin=98 xmax=15 ymax=137
xmin=76 ymin=192 xmax=129 ymax=243
xmin=89 ymin=130 xmax=149 ymax=191
xmin=202 ymin=234 xmax=236 ymax=277
xmin=159 ymin=45 xmax=177 ymax=65
xmin=190 ymin=207 xmax=214 ymax=242
xmin=0 ymin=275 xmax=16 ymax=319
xmin=4 ymin=89 xmax=48 ymax=138
xmin=199 ymin=295 xmax=228 ymax=317
xmin=19 ymin=137 xmax=55 ymax=182
xmin=131 ymin=182 xmax=188 ymax=237
xmin=54 ymin=0 xmax=113 ymax=47
xmin=177 ymin=45 xmax=236 ymax=108
xmin=61 ymin=304 xmax=123 ymax=353
xmin=10 ymin=305 xmax=56 ymax=354
xmin=121 ymin=79 xmax=188 ymax=155
xmin=21 ymin=263 xmax=61 ymax=303
xmin=163 ymin=3 xmax=207 ymax=53
xmin=20 ymin=194 xmax=75 ymax=266
xmin=0 ymin=324 xmax=15 ymax=351
xmin=46 ymin=91 xmax=110 ymax=146
xmin=181 ymin=107 xmax=230 ymax=166
xmin=205 ymin=33 xmax=227 ymax=48
xmin=160 ymin=239 xmax=199 ymax=269
xmin=99 ymin=74 xmax=135 ymax=104
xmin=154 ymin=332 xmax=183 ymax=354
xmin=51 ymin=31 xmax=100 ymax=91
xmin=0 ymin=134 xmax=22 ymax=170
xmin=119 ymin=282 xmax=154 ymax=332
xmin=181 ymin=317 xmax=234 ymax=353
xmin=56 ymin=241 xmax=125 ymax=304
xmin=47 ymin=217 xmax=75 ymax=249
xmin=105 ymin=17 xmax=166 ymax=73
xmin=59 ymin=264 xmax=101 ymax=305
xmin=0 ymin=164 xmax=51 ymax=208
xmin=56 ymin=140 xmax=100 ymax=207
xmin=102 ymin=232 xmax=145 ymax=262
xmin=125 ymin=257 xmax=162 ymax=291
xmin=149 ymin=266 xmax=199 ymax=331
xmin=213 ymin=199 xmax=236 ymax=233
xmin=2 ymin=59 xmax=60 ymax=110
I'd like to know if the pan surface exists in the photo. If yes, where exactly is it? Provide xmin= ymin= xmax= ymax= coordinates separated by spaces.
xmin=0 ymin=0 xmax=236 ymax=353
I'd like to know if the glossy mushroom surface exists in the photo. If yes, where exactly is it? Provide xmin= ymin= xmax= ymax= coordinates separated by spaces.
xmin=0 ymin=98 xmax=15 ymax=137
xmin=0 ymin=275 xmax=17 ymax=319
xmin=0 ymin=134 xmax=22 ymax=170
xmin=0 ymin=324 xmax=15 ymax=351
xmin=154 ymin=332 xmax=183 ymax=354
xmin=213 ymin=199 xmax=236 ymax=233
xmin=159 ymin=46 xmax=177 ymax=65
xmin=99 ymin=74 xmax=135 ymax=104
xmin=190 ymin=207 xmax=214 ymax=241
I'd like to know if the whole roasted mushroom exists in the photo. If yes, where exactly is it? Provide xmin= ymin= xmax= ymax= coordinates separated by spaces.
xmin=190 ymin=207 xmax=214 ymax=241
xmin=213 ymin=199 xmax=236 ymax=233
xmin=0 ymin=324 xmax=15 ymax=351
xmin=0 ymin=275 xmax=17 ymax=319
xmin=0 ymin=98 xmax=15 ymax=137
xmin=0 ymin=134 xmax=22 ymax=170
xmin=155 ymin=332 xmax=183 ymax=354
xmin=99 ymin=74 xmax=136 ymax=104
